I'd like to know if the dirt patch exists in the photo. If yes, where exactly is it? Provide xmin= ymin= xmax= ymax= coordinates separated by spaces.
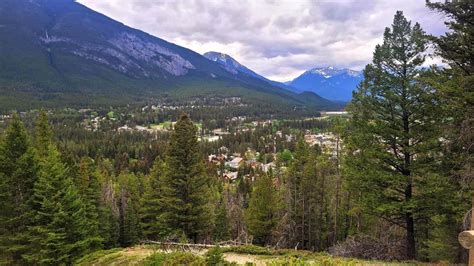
xmin=224 ymin=252 xmax=273 ymax=265
xmin=120 ymin=246 xmax=155 ymax=258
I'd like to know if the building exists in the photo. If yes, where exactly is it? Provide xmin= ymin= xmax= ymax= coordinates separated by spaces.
xmin=223 ymin=171 xmax=238 ymax=181
xmin=262 ymin=162 xmax=276 ymax=173
xmin=227 ymin=157 xmax=243 ymax=169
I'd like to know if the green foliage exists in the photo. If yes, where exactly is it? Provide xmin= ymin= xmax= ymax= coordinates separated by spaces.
xmin=143 ymin=252 xmax=205 ymax=266
xmin=205 ymin=246 xmax=225 ymax=265
xmin=0 ymin=114 xmax=39 ymax=264
xmin=345 ymin=10 xmax=461 ymax=260
xmin=245 ymin=173 xmax=278 ymax=244
xmin=278 ymin=149 xmax=293 ymax=164
xmin=153 ymin=114 xmax=214 ymax=242
xmin=95 ymin=161 xmax=121 ymax=248
xmin=34 ymin=110 xmax=54 ymax=157
xmin=25 ymin=145 xmax=102 ymax=264
xmin=74 ymin=248 xmax=123 ymax=265
xmin=77 ymin=157 xmax=101 ymax=245
xmin=141 ymin=160 xmax=166 ymax=240
xmin=283 ymin=139 xmax=335 ymax=250
xmin=213 ymin=197 xmax=231 ymax=242
xmin=118 ymin=172 xmax=141 ymax=247
xmin=222 ymin=245 xmax=274 ymax=255
xmin=426 ymin=1 xmax=473 ymax=188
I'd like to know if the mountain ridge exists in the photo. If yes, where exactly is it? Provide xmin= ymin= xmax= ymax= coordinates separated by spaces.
xmin=0 ymin=0 xmax=338 ymax=111
xmin=287 ymin=66 xmax=364 ymax=102
xmin=203 ymin=51 xmax=297 ymax=92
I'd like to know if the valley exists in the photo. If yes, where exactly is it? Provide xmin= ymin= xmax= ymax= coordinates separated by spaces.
xmin=0 ymin=0 xmax=472 ymax=265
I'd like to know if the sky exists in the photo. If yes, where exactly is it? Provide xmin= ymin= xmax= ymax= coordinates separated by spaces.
xmin=77 ymin=0 xmax=448 ymax=82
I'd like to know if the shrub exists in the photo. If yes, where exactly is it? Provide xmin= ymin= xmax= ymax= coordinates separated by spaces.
xmin=144 ymin=252 xmax=205 ymax=266
xmin=205 ymin=246 xmax=225 ymax=265
xmin=75 ymin=248 xmax=123 ymax=265
xmin=329 ymin=234 xmax=406 ymax=261
xmin=222 ymin=245 xmax=273 ymax=255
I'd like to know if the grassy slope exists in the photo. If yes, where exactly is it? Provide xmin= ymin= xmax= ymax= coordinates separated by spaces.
xmin=75 ymin=245 xmax=438 ymax=266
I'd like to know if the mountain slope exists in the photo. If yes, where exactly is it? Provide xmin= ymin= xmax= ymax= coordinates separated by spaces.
xmin=203 ymin=51 xmax=297 ymax=92
xmin=287 ymin=67 xmax=363 ymax=102
xmin=0 ymin=0 xmax=337 ymax=111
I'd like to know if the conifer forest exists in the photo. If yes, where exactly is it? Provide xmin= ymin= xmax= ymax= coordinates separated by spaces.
xmin=0 ymin=0 xmax=472 ymax=265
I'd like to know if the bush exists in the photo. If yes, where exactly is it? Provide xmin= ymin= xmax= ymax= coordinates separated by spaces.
xmin=329 ymin=234 xmax=406 ymax=261
xmin=265 ymin=256 xmax=309 ymax=266
xmin=75 ymin=248 xmax=123 ymax=265
xmin=205 ymin=246 xmax=225 ymax=265
xmin=222 ymin=245 xmax=274 ymax=255
xmin=143 ymin=252 xmax=205 ymax=266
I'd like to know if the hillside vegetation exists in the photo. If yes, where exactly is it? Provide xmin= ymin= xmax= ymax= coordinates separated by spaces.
xmin=76 ymin=245 xmax=428 ymax=266
xmin=0 ymin=0 xmax=336 ymax=111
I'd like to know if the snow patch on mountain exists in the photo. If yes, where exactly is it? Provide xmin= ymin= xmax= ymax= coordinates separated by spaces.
xmin=287 ymin=66 xmax=364 ymax=101
xmin=308 ymin=66 xmax=362 ymax=79
xmin=204 ymin=51 xmax=241 ymax=74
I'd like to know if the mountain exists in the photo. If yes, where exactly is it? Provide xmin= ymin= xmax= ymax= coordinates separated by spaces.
xmin=287 ymin=66 xmax=364 ymax=102
xmin=0 ymin=0 xmax=337 ymax=111
xmin=203 ymin=51 xmax=296 ymax=92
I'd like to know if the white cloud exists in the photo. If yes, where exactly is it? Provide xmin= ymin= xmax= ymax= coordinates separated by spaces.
xmin=77 ymin=0 xmax=447 ymax=82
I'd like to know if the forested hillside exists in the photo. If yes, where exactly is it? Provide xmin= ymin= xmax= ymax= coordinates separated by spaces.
xmin=0 ymin=0 xmax=336 ymax=111
xmin=0 ymin=1 xmax=472 ymax=265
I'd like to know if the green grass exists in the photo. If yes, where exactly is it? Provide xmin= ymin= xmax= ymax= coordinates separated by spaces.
xmin=75 ymin=245 xmax=432 ymax=266
xmin=150 ymin=121 xmax=173 ymax=130
xmin=142 ymin=252 xmax=206 ymax=266
xmin=75 ymin=248 xmax=123 ymax=265
xmin=150 ymin=121 xmax=201 ymax=130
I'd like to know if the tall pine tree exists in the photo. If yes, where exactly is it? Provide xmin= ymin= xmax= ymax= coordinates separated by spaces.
xmin=345 ymin=11 xmax=444 ymax=259
xmin=422 ymin=1 xmax=473 ymax=262
xmin=156 ymin=114 xmax=213 ymax=242
xmin=26 ymin=145 xmax=101 ymax=264
xmin=141 ymin=159 xmax=166 ymax=240
xmin=34 ymin=110 xmax=53 ymax=158
xmin=25 ymin=113 xmax=101 ymax=264
xmin=0 ymin=114 xmax=39 ymax=264
xmin=245 ymin=173 xmax=278 ymax=245
xmin=77 ymin=157 xmax=102 ymax=248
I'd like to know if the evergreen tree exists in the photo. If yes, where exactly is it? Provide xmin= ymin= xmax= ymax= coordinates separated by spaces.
xmin=77 ymin=157 xmax=102 ymax=248
xmin=245 ymin=173 xmax=278 ymax=245
xmin=35 ymin=110 xmax=54 ymax=158
xmin=26 ymin=145 xmax=101 ymax=264
xmin=95 ymin=159 xmax=120 ymax=248
xmin=213 ymin=195 xmax=231 ymax=242
xmin=422 ymin=1 xmax=473 ymax=262
xmin=157 ymin=114 xmax=213 ymax=242
xmin=345 ymin=11 xmax=444 ymax=259
xmin=141 ymin=159 xmax=166 ymax=240
xmin=425 ymin=1 xmax=473 ymax=186
xmin=0 ymin=114 xmax=39 ymax=264
xmin=121 ymin=197 xmax=140 ymax=246
xmin=285 ymin=140 xmax=309 ymax=248
xmin=118 ymin=172 xmax=141 ymax=247
xmin=283 ymin=140 xmax=334 ymax=250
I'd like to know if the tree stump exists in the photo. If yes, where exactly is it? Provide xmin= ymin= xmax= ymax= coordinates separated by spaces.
xmin=459 ymin=230 xmax=474 ymax=249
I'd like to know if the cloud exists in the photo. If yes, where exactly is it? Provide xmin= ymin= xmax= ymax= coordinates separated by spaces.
xmin=77 ymin=0 xmax=447 ymax=81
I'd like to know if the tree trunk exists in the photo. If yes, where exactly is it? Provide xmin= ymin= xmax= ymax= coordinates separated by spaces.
xmin=405 ymin=182 xmax=416 ymax=260
xmin=334 ymin=134 xmax=341 ymax=245
xmin=470 ymin=194 xmax=474 ymax=266
xmin=320 ymin=170 xmax=326 ymax=250
xmin=302 ymin=196 xmax=305 ymax=248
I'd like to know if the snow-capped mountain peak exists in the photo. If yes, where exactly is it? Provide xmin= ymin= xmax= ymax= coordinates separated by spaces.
xmin=203 ymin=51 xmax=243 ymax=73
xmin=203 ymin=51 xmax=300 ymax=92
xmin=287 ymin=66 xmax=364 ymax=102
xmin=308 ymin=66 xmax=360 ymax=79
